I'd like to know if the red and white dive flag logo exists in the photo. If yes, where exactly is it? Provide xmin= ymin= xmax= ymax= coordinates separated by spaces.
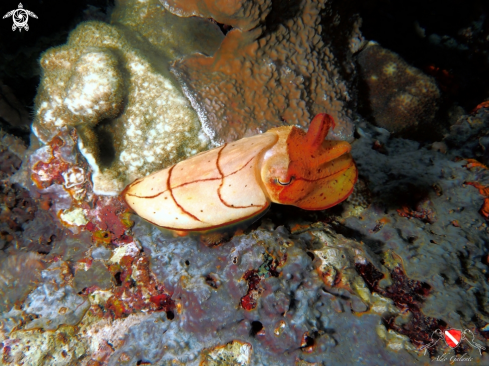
xmin=421 ymin=328 xmax=486 ymax=355
xmin=444 ymin=329 xmax=462 ymax=348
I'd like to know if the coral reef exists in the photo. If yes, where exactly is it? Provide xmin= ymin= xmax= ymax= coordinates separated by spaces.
xmin=345 ymin=110 xmax=489 ymax=351
xmin=357 ymin=42 xmax=441 ymax=134
xmin=23 ymin=261 xmax=91 ymax=331
xmin=32 ymin=0 xmax=225 ymax=195
xmin=2 ymin=0 xmax=489 ymax=364
xmin=0 ymin=132 xmax=36 ymax=251
xmin=104 ymin=220 xmax=417 ymax=365
xmin=0 ymin=252 xmax=46 ymax=313
xmin=3 ymin=107 xmax=489 ymax=364
xmin=164 ymin=0 xmax=361 ymax=143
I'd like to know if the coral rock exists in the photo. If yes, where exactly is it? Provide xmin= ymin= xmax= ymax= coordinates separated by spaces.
xmin=32 ymin=0 xmax=225 ymax=195
xmin=200 ymin=340 xmax=252 ymax=365
xmin=357 ymin=42 xmax=441 ymax=134
xmin=165 ymin=0 xmax=358 ymax=143
xmin=63 ymin=51 xmax=124 ymax=124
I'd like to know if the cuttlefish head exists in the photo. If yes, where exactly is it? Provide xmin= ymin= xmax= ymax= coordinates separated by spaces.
xmin=261 ymin=113 xmax=357 ymax=210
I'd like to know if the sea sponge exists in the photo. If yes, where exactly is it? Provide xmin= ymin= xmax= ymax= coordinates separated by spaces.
xmin=32 ymin=0 xmax=224 ymax=195
xmin=357 ymin=42 xmax=441 ymax=134
xmin=163 ymin=0 xmax=359 ymax=143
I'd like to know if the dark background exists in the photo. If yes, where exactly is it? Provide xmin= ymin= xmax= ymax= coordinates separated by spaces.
xmin=0 ymin=0 xmax=488 ymax=139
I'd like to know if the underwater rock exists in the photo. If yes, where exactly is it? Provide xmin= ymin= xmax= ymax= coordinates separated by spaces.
xmin=200 ymin=340 xmax=252 ymax=365
xmin=2 ymin=325 xmax=87 ymax=365
xmin=357 ymin=42 xmax=441 ymax=135
xmin=32 ymin=0 xmax=225 ymax=195
xmin=164 ymin=0 xmax=359 ymax=143
xmin=347 ymin=122 xmax=489 ymax=353
xmin=444 ymin=106 xmax=489 ymax=158
xmin=162 ymin=0 xmax=271 ymax=32
xmin=0 ymin=130 xmax=27 ymax=177
xmin=8 ymin=112 xmax=489 ymax=363
xmin=23 ymin=261 xmax=90 ymax=331
xmin=131 ymin=219 xmax=417 ymax=365
xmin=0 ymin=252 xmax=46 ymax=313
xmin=0 ymin=174 xmax=38 ymax=251
xmin=73 ymin=260 xmax=114 ymax=293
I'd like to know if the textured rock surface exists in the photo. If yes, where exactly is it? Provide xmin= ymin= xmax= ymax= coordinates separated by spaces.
xmin=32 ymin=0 xmax=225 ymax=195
xmin=357 ymin=42 xmax=441 ymax=134
xmin=23 ymin=261 xmax=90 ymax=331
xmin=164 ymin=0 xmax=362 ymax=143
xmin=344 ymin=115 xmax=489 ymax=353
xmin=125 ymin=219 xmax=418 ymax=365
xmin=2 ymin=109 xmax=489 ymax=364
xmin=162 ymin=0 xmax=270 ymax=32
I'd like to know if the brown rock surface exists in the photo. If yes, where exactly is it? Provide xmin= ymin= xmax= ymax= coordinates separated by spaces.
xmin=357 ymin=42 xmax=440 ymax=134
xmin=163 ymin=0 xmax=360 ymax=143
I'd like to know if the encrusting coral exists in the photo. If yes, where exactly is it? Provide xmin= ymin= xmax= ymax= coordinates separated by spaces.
xmin=357 ymin=42 xmax=441 ymax=134
xmin=162 ymin=0 xmax=363 ymax=143
xmin=32 ymin=0 xmax=224 ymax=195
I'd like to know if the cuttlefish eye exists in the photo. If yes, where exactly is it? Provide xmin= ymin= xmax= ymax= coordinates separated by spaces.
xmin=275 ymin=176 xmax=295 ymax=186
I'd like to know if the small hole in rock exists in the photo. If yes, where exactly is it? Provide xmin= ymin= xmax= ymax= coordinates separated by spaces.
xmin=302 ymin=335 xmax=315 ymax=348
xmin=205 ymin=274 xmax=219 ymax=289
xmin=92 ymin=119 xmax=118 ymax=168
xmin=208 ymin=18 xmax=233 ymax=35
xmin=166 ymin=311 xmax=175 ymax=320
xmin=250 ymin=321 xmax=263 ymax=337
xmin=114 ymin=272 xmax=123 ymax=286
xmin=185 ymin=260 xmax=190 ymax=266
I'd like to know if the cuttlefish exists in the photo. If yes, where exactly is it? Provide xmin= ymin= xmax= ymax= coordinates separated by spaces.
xmin=123 ymin=114 xmax=357 ymax=232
